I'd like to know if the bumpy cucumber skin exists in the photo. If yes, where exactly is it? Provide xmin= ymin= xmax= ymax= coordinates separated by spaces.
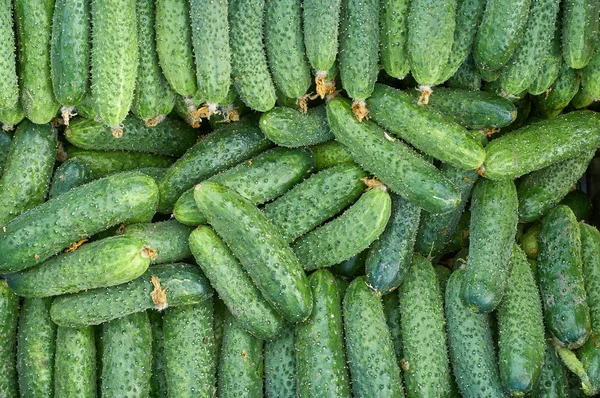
xmin=574 ymin=51 xmax=600 ymax=108
xmin=367 ymin=84 xmax=486 ymax=170
xmin=50 ymin=0 xmax=90 ymax=107
xmin=447 ymin=55 xmax=482 ymax=91
xmin=399 ymin=255 xmax=453 ymax=397
xmin=562 ymin=0 xmax=600 ymax=69
xmin=148 ymin=310 xmax=168 ymax=398
xmin=534 ymin=62 xmax=581 ymax=118
xmin=0 ymin=121 xmax=56 ymax=226
xmin=382 ymin=291 xmax=403 ymax=367
xmin=229 ymin=0 xmax=276 ymax=111
xmin=531 ymin=341 xmax=569 ymax=398
xmin=163 ymin=300 xmax=216 ymax=398
xmin=479 ymin=66 xmax=501 ymax=82
xmin=67 ymin=148 xmax=175 ymax=177
xmin=0 ymin=0 xmax=18 ymax=109
xmin=380 ymin=0 xmax=410 ymax=79
xmin=90 ymin=0 xmax=138 ymax=128
xmin=265 ymin=324 xmax=295 ymax=398
xmin=517 ymin=149 xmax=596 ymax=222
xmin=365 ymin=193 xmax=420 ymax=294
xmin=17 ymin=298 xmax=57 ymax=398
xmin=190 ymin=0 xmax=230 ymax=104
xmin=54 ymin=326 xmax=96 ymax=397
xmin=309 ymin=141 xmax=354 ymax=171
xmin=343 ymin=277 xmax=404 ymax=398
xmin=327 ymin=96 xmax=460 ymax=214
xmin=50 ymin=263 xmax=213 ymax=327
xmin=0 ymin=102 xmax=25 ymax=128
xmin=483 ymin=110 xmax=600 ymax=180
xmin=0 ymin=281 xmax=19 ymax=398
xmin=520 ymin=223 xmax=541 ymax=259
xmin=157 ymin=120 xmax=272 ymax=213
xmin=303 ymin=0 xmax=340 ymax=72
xmin=538 ymin=206 xmax=591 ymax=348
xmin=528 ymin=21 xmax=562 ymax=96
xmin=260 ymin=105 xmax=333 ymax=148
xmin=0 ymin=132 xmax=11 ymax=177
xmin=123 ymin=220 xmax=193 ymax=265
xmin=293 ymin=188 xmax=391 ymax=271
xmin=407 ymin=0 xmax=457 ymax=85
xmin=462 ymin=178 xmax=518 ymax=313
xmin=338 ymin=0 xmax=379 ymax=102
xmin=195 ymin=181 xmax=312 ymax=323
xmin=331 ymin=250 xmax=367 ymax=278
xmin=296 ymin=270 xmax=351 ymax=398
xmin=189 ymin=226 xmax=284 ymax=340
xmin=49 ymin=158 xmax=93 ymax=199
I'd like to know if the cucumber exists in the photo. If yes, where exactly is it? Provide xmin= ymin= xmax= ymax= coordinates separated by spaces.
xmin=533 ymin=62 xmax=581 ymax=118
xmin=517 ymin=149 xmax=596 ymax=222
xmin=382 ymin=291 xmax=403 ymax=366
xmin=434 ymin=265 xmax=452 ymax=298
xmin=366 ymin=84 xmax=486 ymax=170
xmin=342 ymin=276 xmax=404 ymax=397
xmin=561 ymin=190 xmax=593 ymax=222
xmin=528 ymin=20 xmax=562 ymax=96
xmin=398 ymin=254 xmax=453 ymax=397
xmin=135 ymin=167 xmax=168 ymax=185
xmin=479 ymin=66 xmax=501 ymax=82
xmin=562 ymin=0 xmax=600 ymax=69
xmin=365 ymin=193 xmax=421 ymax=294
xmin=54 ymin=326 xmax=96 ymax=397
xmin=520 ymin=223 xmax=542 ymax=259
xmin=264 ymin=324 xmax=295 ymax=398
xmin=309 ymin=141 xmax=354 ymax=171
xmin=229 ymin=0 xmax=276 ymax=112
xmin=49 ymin=158 xmax=93 ymax=199
xmin=447 ymin=55 xmax=482 ymax=91
xmin=218 ymin=311 xmax=264 ymax=398
xmin=148 ymin=310 xmax=168 ymax=398
xmin=0 ymin=102 xmax=25 ymax=130
xmin=538 ymin=205 xmax=591 ymax=348
xmin=17 ymin=298 xmax=56 ymax=398
xmin=0 ymin=121 xmax=56 ymax=226
xmin=531 ymin=340 xmax=570 ymax=398
xmin=0 ymin=281 xmax=18 ymax=398
xmin=157 ymin=119 xmax=272 ymax=213
xmin=75 ymin=90 xmax=97 ymax=120
xmin=174 ymin=147 xmax=314 ymax=226
xmin=473 ymin=0 xmax=531 ymax=72
xmin=163 ymin=300 xmax=216 ymax=398
xmin=194 ymin=181 xmax=312 ymax=322
xmin=189 ymin=226 xmax=284 ymax=340
xmin=101 ymin=311 xmax=151 ymax=398
xmin=554 ymin=344 xmax=594 ymax=395
xmin=379 ymin=0 xmax=410 ymax=79
xmin=331 ymin=250 xmax=367 ymax=278
xmin=327 ymin=96 xmax=461 ymax=214
xmin=260 ymin=105 xmax=333 ymax=148
xmin=572 ymin=82 xmax=596 ymax=109
xmin=67 ymin=148 xmax=175 ymax=177
xmin=0 ymin=0 xmax=18 ymax=109
xmin=303 ymin=0 xmax=341 ymax=74
xmin=482 ymin=110 xmax=600 ymax=180
xmin=296 ymin=270 xmax=351 ymax=398
xmin=332 ymin=274 xmax=351 ymax=297
xmin=572 ymin=51 xmax=600 ymax=109
xmin=123 ymin=220 xmax=193 ymax=265
xmin=0 ymin=133 xmax=10 ymax=176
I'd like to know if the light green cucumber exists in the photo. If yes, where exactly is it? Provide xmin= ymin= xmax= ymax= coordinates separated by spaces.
xmin=562 ymin=0 xmax=600 ymax=69
xmin=123 ymin=220 xmax=193 ymax=265
xmin=303 ymin=0 xmax=341 ymax=74
xmin=148 ymin=310 xmax=167 ymax=398
xmin=54 ymin=326 xmax=97 ymax=398
xmin=264 ymin=324 xmax=295 ymax=398
xmin=447 ymin=55 xmax=482 ymax=91
xmin=534 ymin=61 xmax=581 ymax=118
xmin=0 ymin=281 xmax=18 ymax=397
xmin=67 ymin=147 xmax=175 ymax=177
xmin=49 ymin=158 xmax=93 ymax=199
xmin=309 ymin=140 xmax=354 ymax=171
xmin=74 ymin=90 xmax=97 ymax=120
xmin=0 ymin=102 xmax=25 ymax=130
xmin=520 ymin=223 xmax=541 ymax=259
xmin=554 ymin=344 xmax=594 ymax=396
xmin=259 ymin=105 xmax=333 ymax=147
xmin=0 ymin=0 xmax=18 ymax=109
xmin=528 ymin=20 xmax=562 ymax=96
xmin=380 ymin=0 xmax=410 ymax=79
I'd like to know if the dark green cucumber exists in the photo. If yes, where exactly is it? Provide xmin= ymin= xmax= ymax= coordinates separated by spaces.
xmin=50 ymin=263 xmax=213 ymax=327
xmin=571 ymin=82 xmax=596 ymax=109
xmin=434 ymin=265 xmax=452 ymax=298
xmin=367 ymin=84 xmax=486 ymax=170
xmin=0 ymin=121 xmax=56 ymax=226
xmin=564 ymin=191 xmax=593 ymax=222
xmin=343 ymin=276 xmax=404 ymax=397
xmin=538 ymin=206 xmax=591 ymax=348
xmin=260 ymin=105 xmax=333 ymax=148
xmin=0 ymin=281 xmax=18 ymax=397
xmin=135 ymin=167 xmax=168 ymax=185
xmin=0 ymin=0 xmax=18 ymax=109
xmin=380 ymin=0 xmax=410 ymax=79
xmin=533 ymin=62 xmax=581 ymax=118
xmin=0 ymin=102 xmax=24 ymax=131
xmin=264 ymin=324 xmax=295 ymax=398
xmin=213 ymin=298 xmax=227 ymax=379
xmin=482 ymin=110 xmax=600 ymax=180
xmin=331 ymin=250 xmax=367 ymax=278
xmin=163 ymin=300 xmax=216 ymax=398
xmin=54 ymin=326 xmax=96 ymax=397
xmin=101 ymin=311 xmax=151 ymax=398
xmin=0 ymin=132 xmax=10 ymax=177
xmin=573 ymin=51 xmax=600 ymax=109
xmin=67 ymin=147 xmax=175 ymax=177
xmin=520 ymin=223 xmax=541 ymax=259
xmin=123 ymin=220 xmax=193 ymax=265
xmin=148 ymin=310 xmax=167 ymax=398
xmin=531 ymin=340 xmax=570 ymax=398
xmin=17 ymin=298 xmax=57 ymax=398
xmin=195 ymin=181 xmax=312 ymax=322
xmin=447 ymin=55 xmax=482 ymax=91
xmin=382 ymin=291 xmax=403 ymax=366
xmin=479 ymin=66 xmax=501 ymax=82
xmin=517 ymin=149 xmax=596 ymax=222
xmin=157 ymin=119 xmax=272 ymax=213
xmin=309 ymin=141 xmax=354 ymax=171
xmin=49 ymin=158 xmax=93 ymax=199
xmin=296 ymin=270 xmax=351 ymax=398
xmin=189 ymin=226 xmax=284 ymax=340
xmin=562 ymin=0 xmax=600 ymax=69
xmin=528 ymin=20 xmax=562 ymax=96
xmin=303 ymin=0 xmax=341 ymax=73
xmin=365 ymin=193 xmax=420 ymax=294
xmin=74 ymin=90 xmax=97 ymax=120
xmin=327 ymin=96 xmax=460 ymax=214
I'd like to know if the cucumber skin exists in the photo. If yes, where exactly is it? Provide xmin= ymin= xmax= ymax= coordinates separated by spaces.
xmin=0 ymin=133 xmax=11 ymax=177
xmin=303 ymin=0 xmax=340 ymax=72
xmin=50 ymin=263 xmax=213 ymax=327
xmin=67 ymin=148 xmax=175 ymax=177
xmin=562 ymin=0 xmax=600 ymax=69
xmin=309 ymin=141 xmax=354 ymax=171
xmin=189 ymin=226 xmax=284 ymax=340
xmin=380 ymin=0 xmax=410 ymax=79
xmin=50 ymin=0 xmax=90 ymax=106
xmin=531 ymin=341 xmax=569 ymax=398
xmin=538 ymin=206 xmax=591 ymax=349
xmin=17 ymin=298 xmax=57 ymax=398
xmin=264 ymin=324 xmax=295 ymax=398
xmin=382 ymin=292 xmax=403 ymax=367
xmin=343 ymin=276 xmax=404 ymax=398
xmin=534 ymin=62 xmax=581 ymax=118
xmin=574 ymin=51 xmax=600 ymax=107
xmin=447 ymin=55 xmax=482 ymax=91
xmin=483 ymin=110 xmax=600 ymax=180
xmin=49 ymin=158 xmax=93 ymax=199
xmin=327 ymin=97 xmax=460 ymax=214
xmin=54 ymin=326 xmax=97 ymax=398
xmin=462 ymin=178 xmax=518 ymax=313
xmin=331 ymin=250 xmax=367 ymax=278
xmin=296 ymin=270 xmax=351 ymax=398
xmin=528 ymin=21 xmax=562 ymax=96
xmin=163 ymin=301 xmax=216 ymax=398
xmin=367 ymin=84 xmax=486 ymax=170
xmin=0 ymin=102 xmax=25 ymax=129
xmin=148 ymin=310 xmax=168 ymax=398
xmin=365 ymin=193 xmax=421 ymax=294
xmin=338 ymin=0 xmax=379 ymax=101
xmin=0 ymin=121 xmax=56 ymax=226
xmin=0 ymin=281 xmax=19 ymax=398
xmin=260 ymin=105 xmax=333 ymax=148
xmin=0 ymin=0 xmax=18 ymax=109
xmin=293 ymin=188 xmax=392 ymax=271
xmin=229 ymin=0 xmax=276 ymax=111
xmin=407 ymin=0 xmax=458 ymax=85
xmin=102 ymin=311 xmax=151 ymax=398
xmin=123 ymin=220 xmax=193 ymax=265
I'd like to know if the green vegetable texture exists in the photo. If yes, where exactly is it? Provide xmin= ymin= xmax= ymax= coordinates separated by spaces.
xmin=528 ymin=20 xmax=562 ymax=96
xmin=67 ymin=147 xmax=175 ymax=177
xmin=123 ymin=220 xmax=193 ymax=265
xmin=562 ymin=0 xmax=600 ymax=69
xmin=534 ymin=61 xmax=581 ymax=118
xmin=0 ymin=0 xmax=18 ymax=109
xmin=303 ymin=0 xmax=341 ymax=74
xmin=265 ymin=324 xmax=296 ymax=398
xmin=259 ymin=105 xmax=333 ymax=148
xmin=0 ymin=281 xmax=18 ymax=398
xmin=380 ymin=0 xmax=410 ymax=79
xmin=49 ymin=158 xmax=93 ymax=199
xmin=54 ymin=326 xmax=97 ymax=398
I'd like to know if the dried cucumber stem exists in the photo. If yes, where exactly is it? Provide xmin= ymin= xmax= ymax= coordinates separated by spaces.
xmin=351 ymin=100 xmax=369 ymax=121
xmin=1 ymin=124 xmax=15 ymax=132
xmin=141 ymin=245 xmax=158 ymax=260
xmin=150 ymin=275 xmax=168 ymax=310
xmin=417 ymin=85 xmax=432 ymax=105
xmin=360 ymin=176 xmax=387 ymax=191
xmin=297 ymin=94 xmax=310 ymax=113
xmin=61 ymin=106 xmax=76 ymax=126
xmin=315 ymin=69 xmax=336 ymax=99
xmin=184 ymin=96 xmax=201 ymax=128
xmin=144 ymin=114 xmax=166 ymax=127
xmin=111 ymin=125 xmax=124 ymax=139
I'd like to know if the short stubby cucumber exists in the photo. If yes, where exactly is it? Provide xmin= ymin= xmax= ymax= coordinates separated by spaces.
xmin=49 ymin=158 xmax=94 ymax=199
xmin=148 ymin=310 xmax=168 ymax=398
xmin=327 ymin=96 xmax=461 ymax=214
xmin=303 ymin=0 xmax=341 ymax=74
xmin=67 ymin=147 xmax=175 ymax=177
xmin=0 ymin=281 xmax=18 ymax=397
xmin=123 ymin=220 xmax=193 ymax=265
xmin=447 ymin=55 xmax=482 ymax=91
xmin=259 ymin=105 xmax=333 ymax=147
xmin=264 ymin=324 xmax=296 ymax=398
xmin=528 ymin=21 xmax=562 ymax=96
xmin=0 ymin=0 xmax=18 ymax=109
xmin=380 ymin=0 xmax=410 ymax=79
xmin=54 ymin=326 xmax=96 ymax=398
xmin=533 ymin=62 xmax=581 ymax=118
xmin=562 ymin=0 xmax=600 ymax=69
xmin=531 ymin=340 xmax=570 ymax=397
xmin=309 ymin=140 xmax=354 ymax=171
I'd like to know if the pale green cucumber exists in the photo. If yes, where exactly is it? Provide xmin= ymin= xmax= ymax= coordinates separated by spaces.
xmin=380 ymin=0 xmax=410 ymax=79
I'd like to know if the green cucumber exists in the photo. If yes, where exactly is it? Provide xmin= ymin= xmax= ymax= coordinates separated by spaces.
xmin=517 ymin=149 xmax=596 ymax=222
xmin=0 ymin=0 xmax=18 ymax=109
xmin=17 ymin=298 xmax=57 ymax=398
xmin=342 ymin=276 xmax=404 ymax=397
xmin=122 ymin=220 xmax=193 ymax=265
xmin=520 ymin=223 xmax=541 ymax=259
xmin=528 ymin=20 xmax=562 ymax=96
xmin=0 ymin=121 xmax=56 ymax=226
xmin=264 ymin=324 xmax=295 ymax=398
xmin=163 ymin=300 xmax=216 ymax=398
xmin=434 ymin=265 xmax=452 ymax=298
xmin=382 ymin=291 xmax=403 ymax=366
xmin=189 ymin=226 xmax=284 ymax=340
xmin=572 ymin=51 xmax=600 ymax=109
xmin=194 ymin=181 xmax=312 ymax=323
xmin=296 ymin=270 xmax=351 ymax=398
xmin=367 ymin=84 xmax=486 ymax=170
xmin=101 ymin=311 xmax=151 ymax=398
xmin=327 ymin=96 xmax=460 ymax=214
xmin=380 ymin=0 xmax=410 ymax=79
xmin=365 ymin=193 xmax=421 ymax=294
xmin=67 ymin=148 xmax=175 ymax=177
xmin=49 ymin=158 xmax=93 ymax=199
xmin=303 ymin=0 xmax=340 ymax=75
xmin=447 ymin=55 xmax=482 ymax=91
xmin=74 ymin=90 xmax=97 ymax=120
xmin=331 ymin=250 xmax=367 ymax=278
xmin=213 ymin=298 xmax=226 ymax=388
xmin=554 ymin=344 xmax=594 ymax=396
xmin=135 ymin=167 xmax=168 ymax=185
xmin=309 ymin=141 xmax=354 ymax=171
xmin=538 ymin=206 xmax=591 ymax=348
xmin=561 ymin=190 xmax=593 ymax=222
xmin=531 ymin=340 xmax=570 ymax=398
xmin=0 ymin=102 xmax=25 ymax=130
xmin=572 ymin=83 xmax=596 ymax=109
xmin=533 ymin=62 xmax=581 ymax=118
xmin=482 ymin=110 xmax=600 ymax=180
xmin=148 ymin=310 xmax=168 ymax=398
xmin=0 ymin=281 xmax=18 ymax=397
xmin=157 ymin=119 xmax=272 ymax=213
xmin=562 ymin=0 xmax=600 ymax=69
xmin=259 ymin=105 xmax=333 ymax=148
xmin=479 ymin=66 xmax=501 ymax=82
xmin=54 ymin=326 xmax=97 ymax=397
xmin=0 ymin=132 xmax=10 ymax=177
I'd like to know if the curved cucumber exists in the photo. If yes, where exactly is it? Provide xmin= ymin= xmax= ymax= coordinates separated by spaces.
xmin=533 ymin=62 xmax=581 ymax=118
xmin=562 ymin=0 xmax=600 ymax=69
xmin=303 ymin=0 xmax=341 ymax=73
xmin=528 ymin=21 xmax=562 ymax=96
xmin=447 ymin=55 xmax=482 ymax=91
xmin=0 ymin=281 xmax=18 ymax=398
xmin=260 ymin=105 xmax=333 ymax=148
xmin=148 ymin=310 xmax=167 ymax=398
xmin=531 ymin=341 xmax=569 ymax=397
xmin=67 ymin=147 xmax=175 ymax=177
xmin=380 ymin=0 xmax=410 ymax=79
xmin=123 ymin=220 xmax=193 ymax=265
xmin=49 ymin=158 xmax=93 ymax=199
xmin=264 ymin=324 xmax=295 ymax=398
xmin=0 ymin=0 xmax=18 ymax=109
xmin=309 ymin=140 xmax=354 ymax=171
xmin=54 ymin=326 xmax=96 ymax=397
